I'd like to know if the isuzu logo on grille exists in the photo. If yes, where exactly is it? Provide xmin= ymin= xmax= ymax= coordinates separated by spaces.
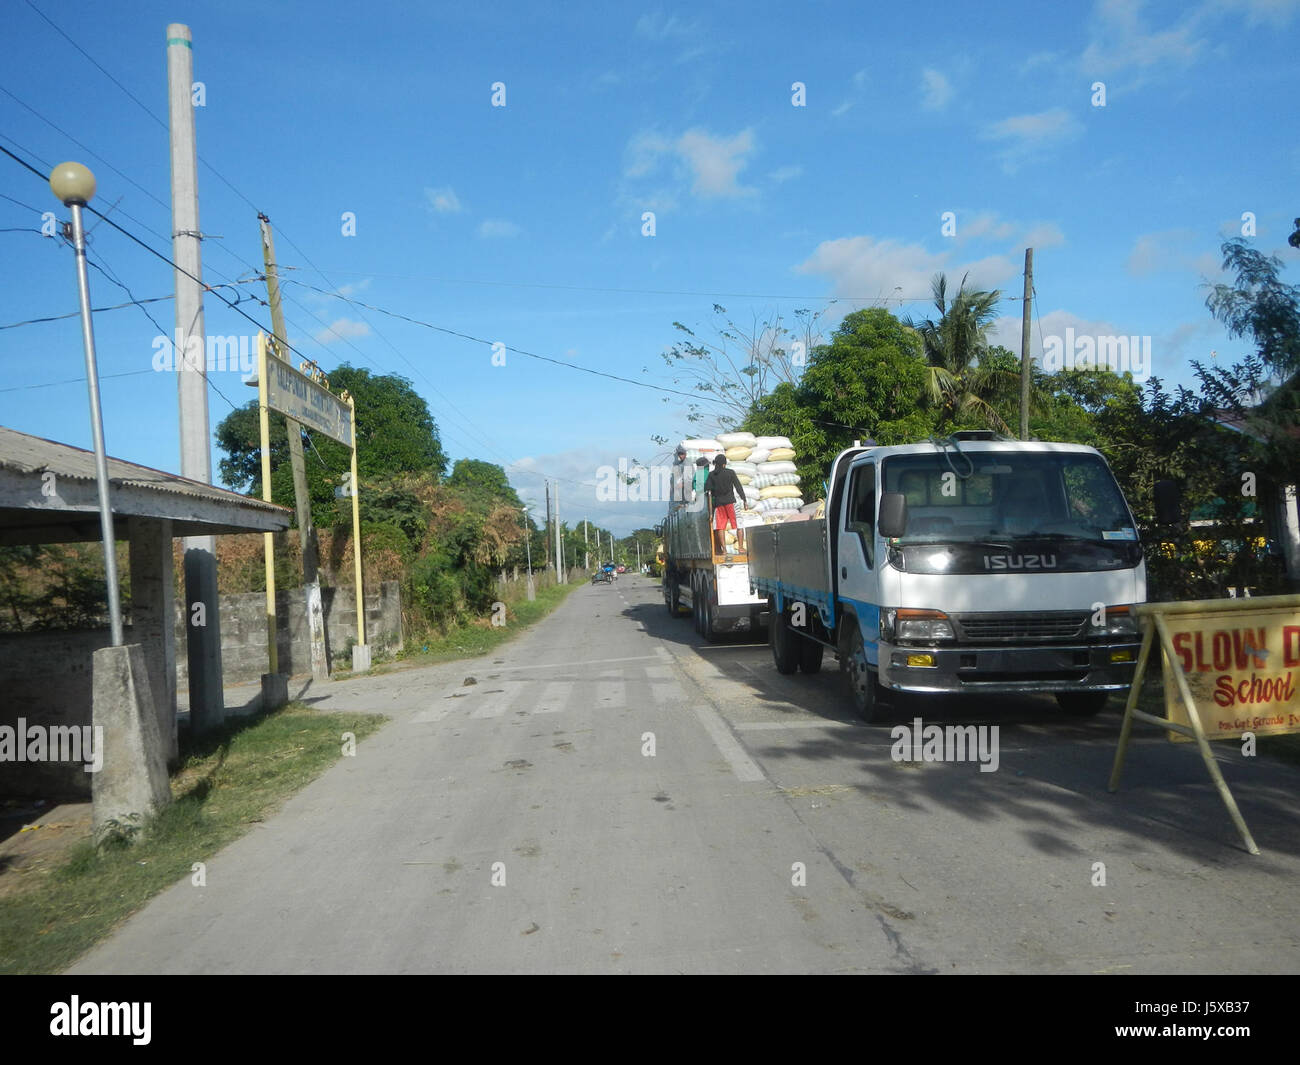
xmin=982 ymin=554 xmax=1058 ymax=570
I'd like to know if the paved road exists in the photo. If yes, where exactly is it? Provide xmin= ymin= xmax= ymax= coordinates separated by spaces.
xmin=73 ymin=576 xmax=1300 ymax=973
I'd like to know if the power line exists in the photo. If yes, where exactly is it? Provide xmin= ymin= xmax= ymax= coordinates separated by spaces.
xmin=0 ymin=293 xmax=175 ymax=331
xmin=281 ymin=277 xmax=735 ymax=407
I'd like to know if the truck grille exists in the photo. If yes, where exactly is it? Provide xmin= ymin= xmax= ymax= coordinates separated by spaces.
xmin=954 ymin=611 xmax=1088 ymax=641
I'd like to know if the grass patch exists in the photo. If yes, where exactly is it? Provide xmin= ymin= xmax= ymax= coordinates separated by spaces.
xmin=0 ymin=702 xmax=385 ymax=974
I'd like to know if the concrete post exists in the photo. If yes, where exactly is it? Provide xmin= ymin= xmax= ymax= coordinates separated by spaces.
xmin=168 ymin=23 xmax=224 ymax=730
xmin=92 ymin=643 xmax=171 ymax=835
xmin=127 ymin=517 xmax=177 ymax=767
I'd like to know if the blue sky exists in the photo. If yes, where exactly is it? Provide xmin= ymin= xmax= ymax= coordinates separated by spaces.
xmin=2 ymin=0 xmax=1298 ymax=535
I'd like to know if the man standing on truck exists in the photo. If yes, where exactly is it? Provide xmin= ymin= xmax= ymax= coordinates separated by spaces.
xmin=704 ymin=453 xmax=747 ymax=556
xmin=670 ymin=445 xmax=691 ymax=509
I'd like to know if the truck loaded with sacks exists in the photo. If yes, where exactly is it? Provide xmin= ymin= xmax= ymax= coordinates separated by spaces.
xmin=660 ymin=431 xmax=815 ymax=640
xmin=747 ymin=432 xmax=1148 ymax=721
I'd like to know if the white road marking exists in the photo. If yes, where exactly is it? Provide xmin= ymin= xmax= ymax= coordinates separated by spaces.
xmin=532 ymin=680 xmax=574 ymax=715
xmin=734 ymin=720 xmax=857 ymax=731
xmin=595 ymin=679 xmax=624 ymax=708
xmin=482 ymin=654 xmax=661 ymax=674
xmin=687 ymin=701 xmax=765 ymax=782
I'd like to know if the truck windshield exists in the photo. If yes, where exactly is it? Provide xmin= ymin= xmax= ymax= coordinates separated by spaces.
xmin=880 ymin=450 xmax=1141 ymax=573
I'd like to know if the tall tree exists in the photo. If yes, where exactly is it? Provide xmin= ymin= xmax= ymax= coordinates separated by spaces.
xmin=215 ymin=364 xmax=447 ymax=527
xmin=904 ymin=273 xmax=1023 ymax=432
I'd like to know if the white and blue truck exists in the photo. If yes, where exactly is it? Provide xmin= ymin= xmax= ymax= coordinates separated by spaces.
xmin=747 ymin=432 xmax=1147 ymax=721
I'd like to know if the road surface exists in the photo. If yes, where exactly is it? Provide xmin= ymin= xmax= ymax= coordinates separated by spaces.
xmin=71 ymin=576 xmax=1300 ymax=974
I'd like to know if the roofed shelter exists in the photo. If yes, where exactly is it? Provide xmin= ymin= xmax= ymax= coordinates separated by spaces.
xmin=0 ymin=425 xmax=290 ymax=797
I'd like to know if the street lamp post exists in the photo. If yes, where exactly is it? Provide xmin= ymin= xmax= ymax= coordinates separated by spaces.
xmin=50 ymin=162 xmax=124 ymax=646
xmin=521 ymin=506 xmax=536 ymax=601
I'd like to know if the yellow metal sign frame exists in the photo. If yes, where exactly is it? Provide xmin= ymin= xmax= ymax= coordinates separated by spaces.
xmin=256 ymin=334 xmax=365 ymax=678
xmin=1108 ymin=593 xmax=1300 ymax=856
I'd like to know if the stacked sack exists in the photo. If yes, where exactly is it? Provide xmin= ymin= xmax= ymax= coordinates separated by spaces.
xmin=744 ymin=435 xmax=805 ymax=517
xmin=677 ymin=431 xmax=812 ymax=527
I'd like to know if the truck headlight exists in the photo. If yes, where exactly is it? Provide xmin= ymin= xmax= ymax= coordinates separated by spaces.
xmin=894 ymin=609 xmax=954 ymax=642
xmin=1090 ymin=605 xmax=1137 ymax=637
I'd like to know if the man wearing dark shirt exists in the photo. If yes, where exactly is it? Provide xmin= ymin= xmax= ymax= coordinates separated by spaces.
xmin=704 ymin=454 xmax=747 ymax=555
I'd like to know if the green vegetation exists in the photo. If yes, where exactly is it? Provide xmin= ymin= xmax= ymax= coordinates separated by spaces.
xmin=0 ymin=703 xmax=385 ymax=974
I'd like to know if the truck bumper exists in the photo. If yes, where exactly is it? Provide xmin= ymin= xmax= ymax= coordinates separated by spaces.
xmin=878 ymin=640 xmax=1140 ymax=694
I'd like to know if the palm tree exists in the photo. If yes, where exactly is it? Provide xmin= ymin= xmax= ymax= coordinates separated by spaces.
xmin=905 ymin=272 xmax=1024 ymax=433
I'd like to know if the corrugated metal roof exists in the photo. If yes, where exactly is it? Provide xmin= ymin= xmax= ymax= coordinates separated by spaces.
xmin=0 ymin=425 xmax=287 ymax=517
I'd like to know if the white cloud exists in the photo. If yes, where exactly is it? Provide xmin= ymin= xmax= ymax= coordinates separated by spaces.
xmin=336 ymin=279 xmax=371 ymax=298
xmin=1080 ymin=0 xmax=1203 ymax=76
xmin=1022 ymin=223 xmax=1066 ymax=249
xmin=313 ymin=318 xmax=370 ymax=345
xmin=981 ymin=108 xmax=1083 ymax=172
xmin=478 ymin=219 xmax=521 ymax=238
xmin=796 ymin=235 xmax=1019 ymax=305
xmin=676 ymin=128 xmax=757 ymax=197
xmin=1124 ymin=228 xmax=1226 ymax=276
xmin=831 ymin=99 xmax=854 ymax=116
xmin=626 ymin=127 xmax=757 ymax=199
xmin=988 ymin=309 xmax=1123 ymax=360
xmin=768 ymin=164 xmax=803 ymax=184
xmin=920 ymin=68 xmax=952 ymax=110
xmin=635 ymin=11 xmax=696 ymax=40
xmin=424 ymin=186 xmax=462 ymax=213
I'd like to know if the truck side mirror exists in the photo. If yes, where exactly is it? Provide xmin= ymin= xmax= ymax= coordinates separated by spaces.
xmin=878 ymin=492 xmax=908 ymax=539
xmin=1153 ymin=480 xmax=1181 ymax=525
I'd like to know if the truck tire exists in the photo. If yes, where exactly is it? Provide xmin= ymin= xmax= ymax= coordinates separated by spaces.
xmin=666 ymin=576 xmax=680 ymax=617
xmin=797 ymin=637 xmax=824 ymax=674
xmin=702 ymin=581 xmax=721 ymax=643
xmin=1055 ymin=692 xmax=1109 ymax=716
xmin=692 ymin=574 xmax=704 ymax=634
xmin=842 ymin=621 xmax=883 ymax=723
xmin=769 ymin=601 xmax=799 ymax=675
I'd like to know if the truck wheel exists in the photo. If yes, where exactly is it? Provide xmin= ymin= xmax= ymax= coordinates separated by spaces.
xmin=769 ymin=602 xmax=799 ymax=675
xmin=843 ymin=622 xmax=883 ymax=723
xmin=798 ymin=637 xmax=824 ymax=674
xmin=692 ymin=575 xmax=704 ymax=634
xmin=703 ymin=583 xmax=721 ymax=643
xmin=1055 ymin=692 xmax=1109 ymax=716
xmin=666 ymin=577 xmax=680 ymax=617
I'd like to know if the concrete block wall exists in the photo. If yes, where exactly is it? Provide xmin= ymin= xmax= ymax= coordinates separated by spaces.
xmin=0 ymin=628 xmax=116 ymax=798
xmin=174 ymin=580 xmax=402 ymax=687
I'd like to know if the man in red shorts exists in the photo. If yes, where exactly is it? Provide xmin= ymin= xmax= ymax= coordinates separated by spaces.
xmin=704 ymin=454 xmax=747 ymax=556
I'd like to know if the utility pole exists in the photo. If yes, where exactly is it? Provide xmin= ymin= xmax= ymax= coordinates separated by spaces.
xmin=636 ymin=539 xmax=641 ymax=572
xmin=584 ymin=519 xmax=589 ymax=571
xmin=544 ymin=481 xmax=551 ymax=571
xmin=554 ymin=481 xmax=564 ymax=581
xmin=167 ymin=23 xmax=223 ymax=731
xmin=259 ymin=214 xmax=328 ymax=679
xmin=1019 ymin=247 xmax=1033 ymax=441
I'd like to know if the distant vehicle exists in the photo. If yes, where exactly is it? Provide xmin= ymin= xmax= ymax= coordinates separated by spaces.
xmin=616 ymin=564 xmax=626 ymax=573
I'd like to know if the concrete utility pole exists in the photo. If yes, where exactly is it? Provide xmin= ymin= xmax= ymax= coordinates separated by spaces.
xmin=1019 ymin=247 xmax=1034 ymax=441
xmin=167 ymin=23 xmax=224 ymax=729
xmin=544 ymin=481 xmax=551 ymax=570
xmin=259 ymin=214 xmax=327 ymax=679
xmin=584 ymin=519 xmax=589 ymax=571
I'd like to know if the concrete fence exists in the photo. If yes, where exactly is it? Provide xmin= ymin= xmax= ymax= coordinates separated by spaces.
xmin=174 ymin=580 xmax=403 ymax=687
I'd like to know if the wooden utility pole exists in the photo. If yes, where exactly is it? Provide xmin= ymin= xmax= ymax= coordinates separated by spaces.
xmin=259 ymin=214 xmax=328 ymax=678
xmin=1019 ymin=248 xmax=1034 ymax=441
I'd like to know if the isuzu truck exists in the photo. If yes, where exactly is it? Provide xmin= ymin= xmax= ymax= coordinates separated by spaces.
xmin=747 ymin=432 xmax=1146 ymax=721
